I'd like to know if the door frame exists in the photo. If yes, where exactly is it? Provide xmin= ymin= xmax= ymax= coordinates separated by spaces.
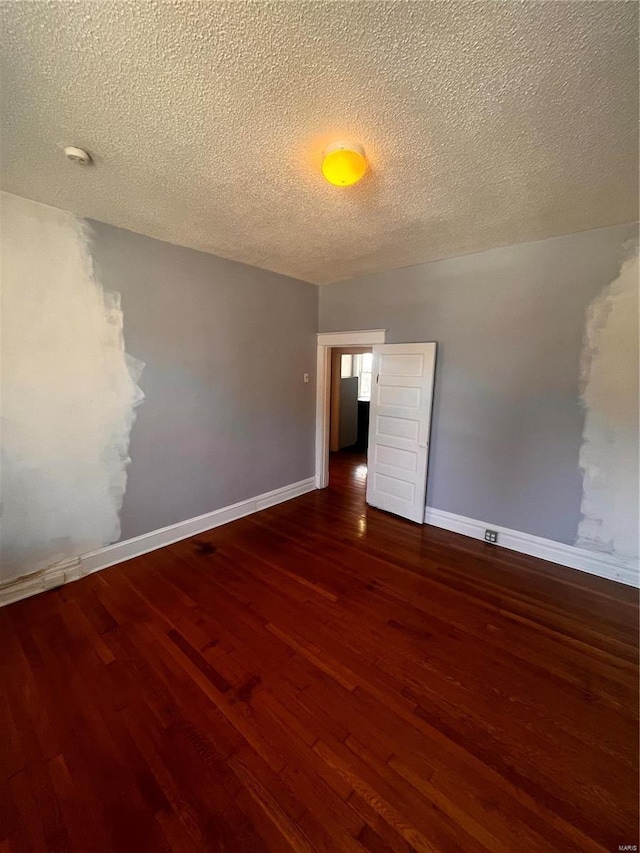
xmin=315 ymin=329 xmax=387 ymax=488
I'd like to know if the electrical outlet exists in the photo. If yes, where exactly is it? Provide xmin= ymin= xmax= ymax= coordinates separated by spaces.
xmin=484 ymin=529 xmax=498 ymax=544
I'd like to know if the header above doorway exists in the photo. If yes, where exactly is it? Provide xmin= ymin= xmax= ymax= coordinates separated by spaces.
xmin=317 ymin=330 xmax=387 ymax=347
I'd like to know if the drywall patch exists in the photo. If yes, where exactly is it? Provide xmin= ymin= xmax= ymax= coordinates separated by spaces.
xmin=576 ymin=246 xmax=639 ymax=571
xmin=0 ymin=192 xmax=144 ymax=583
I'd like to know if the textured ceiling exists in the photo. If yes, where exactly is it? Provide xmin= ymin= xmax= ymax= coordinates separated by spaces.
xmin=1 ymin=1 xmax=637 ymax=285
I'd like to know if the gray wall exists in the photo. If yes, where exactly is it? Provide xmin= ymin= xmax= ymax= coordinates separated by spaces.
xmin=89 ymin=221 xmax=318 ymax=541
xmin=320 ymin=222 xmax=638 ymax=546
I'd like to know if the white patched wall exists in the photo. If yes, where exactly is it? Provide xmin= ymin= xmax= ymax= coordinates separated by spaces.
xmin=0 ymin=192 xmax=143 ymax=583
xmin=577 ymin=246 xmax=639 ymax=575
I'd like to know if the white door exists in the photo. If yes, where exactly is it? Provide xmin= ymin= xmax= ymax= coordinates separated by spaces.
xmin=366 ymin=343 xmax=436 ymax=523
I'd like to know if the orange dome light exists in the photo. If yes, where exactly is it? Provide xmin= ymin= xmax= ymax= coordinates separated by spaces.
xmin=321 ymin=142 xmax=367 ymax=187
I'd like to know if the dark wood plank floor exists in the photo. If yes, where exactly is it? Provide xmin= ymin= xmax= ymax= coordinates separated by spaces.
xmin=1 ymin=450 xmax=638 ymax=852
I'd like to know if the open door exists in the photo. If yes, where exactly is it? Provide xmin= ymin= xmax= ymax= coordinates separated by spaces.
xmin=366 ymin=343 xmax=436 ymax=523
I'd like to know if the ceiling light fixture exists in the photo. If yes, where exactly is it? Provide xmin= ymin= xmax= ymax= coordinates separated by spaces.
xmin=321 ymin=142 xmax=367 ymax=187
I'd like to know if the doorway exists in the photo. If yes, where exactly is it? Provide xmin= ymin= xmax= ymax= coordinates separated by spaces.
xmin=316 ymin=331 xmax=437 ymax=524
xmin=330 ymin=347 xmax=373 ymax=452
xmin=315 ymin=330 xmax=387 ymax=491
xmin=329 ymin=346 xmax=372 ymax=505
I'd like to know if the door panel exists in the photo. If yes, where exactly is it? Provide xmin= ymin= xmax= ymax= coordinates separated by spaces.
xmin=379 ymin=353 xmax=425 ymax=376
xmin=378 ymin=385 xmax=422 ymax=408
xmin=376 ymin=414 xmax=419 ymax=442
xmin=374 ymin=445 xmax=417 ymax=473
xmin=366 ymin=343 xmax=436 ymax=523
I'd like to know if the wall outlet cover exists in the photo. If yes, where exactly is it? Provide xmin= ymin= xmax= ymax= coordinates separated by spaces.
xmin=485 ymin=529 xmax=498 ymax=544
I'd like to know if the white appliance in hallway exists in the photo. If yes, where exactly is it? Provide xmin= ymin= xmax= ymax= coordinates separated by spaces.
xmin=366 ymin=343 xmax=437 ymax=523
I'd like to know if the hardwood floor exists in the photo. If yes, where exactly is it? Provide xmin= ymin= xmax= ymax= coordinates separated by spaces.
xmin=1 ymin=450 xmax=638 ymax=852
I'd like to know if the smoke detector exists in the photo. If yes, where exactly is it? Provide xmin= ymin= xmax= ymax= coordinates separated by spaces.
xmin=64 ymin=146 xmax=92 ymax=165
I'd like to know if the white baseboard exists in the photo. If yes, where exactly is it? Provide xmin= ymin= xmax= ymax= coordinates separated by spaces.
xmin=0 ymin=477 xmax=316 ymax=607
xmin=424 ymin=506 xmax=639 ymax=588
xmin=0 ymin=558 xmax=83 ymax=607
xmin=5 ymin=480 xmax=635 ymax=607
xmin=81 ymin=476 xmax=317 ymax=576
